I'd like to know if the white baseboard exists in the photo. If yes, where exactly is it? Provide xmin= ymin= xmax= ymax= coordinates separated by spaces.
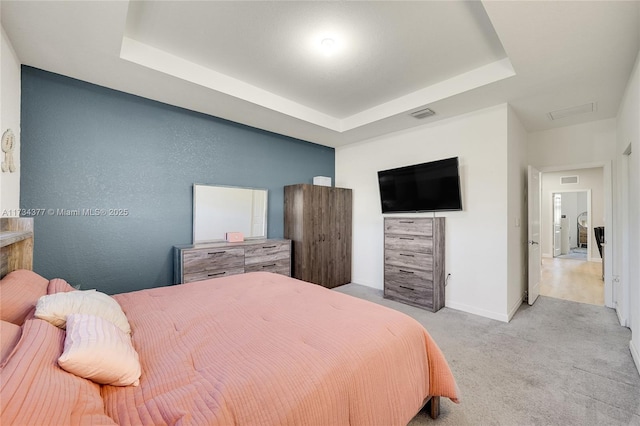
xmin=542 ymin=253 xmax=552 ymax=259
xmin=446 ymin=300 xmax=509 ymax=323
xmin=616 ymin=306 xmax=627 ymax=327
xmin=630 ymin=340 xmax=640 ymax=377
xmin=507 ymin=296 xmax=524 ymax=322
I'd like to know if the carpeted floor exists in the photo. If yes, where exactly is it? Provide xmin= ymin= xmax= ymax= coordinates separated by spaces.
xmin=335 ymin=284 xmax=640 ymax=425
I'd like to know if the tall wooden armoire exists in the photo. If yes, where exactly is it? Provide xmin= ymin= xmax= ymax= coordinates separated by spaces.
xmin=284 ymin=184 xmax=352 ymax=288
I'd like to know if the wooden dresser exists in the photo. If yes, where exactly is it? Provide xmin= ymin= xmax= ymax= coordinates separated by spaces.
xmin=174 ymin=239 xmax=291 ymax=284
xmin=384 ymin=217 xmax=445 ymax=312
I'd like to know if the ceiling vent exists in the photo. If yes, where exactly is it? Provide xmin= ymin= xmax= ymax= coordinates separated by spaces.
xmin=547 ymin=102 xmax=596 ymax=121
xmin=561 ymin=176 xmax=579 ymax=184
xmin=410 ymin=108 xmax=435 ymax=119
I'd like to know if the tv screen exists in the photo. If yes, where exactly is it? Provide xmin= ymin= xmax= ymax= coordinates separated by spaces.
xmin=377 ymin=157 xmax=462 ymax=213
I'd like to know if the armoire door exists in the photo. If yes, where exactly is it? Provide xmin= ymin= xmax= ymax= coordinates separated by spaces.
xmin=310 ymin=185 xmax=330 ymax=286
xmin=328 ymin=188 xmax=352 ymax=288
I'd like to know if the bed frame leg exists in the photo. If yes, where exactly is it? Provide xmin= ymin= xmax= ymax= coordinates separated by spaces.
xmin=428 ymin=396 xmax=440 ymax=419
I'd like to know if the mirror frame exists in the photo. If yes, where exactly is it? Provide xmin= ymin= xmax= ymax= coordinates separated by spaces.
xmin=192 ymin=184 xmax=268 ymax=244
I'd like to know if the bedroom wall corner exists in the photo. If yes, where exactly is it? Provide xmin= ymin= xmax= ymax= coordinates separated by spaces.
xmin=506 ymin=106 xmax=528 ymax=320
xmin=0 ymin=25 xmax=21 ymax=213
xmin=336 ymin=103 xmax=512 ymax=322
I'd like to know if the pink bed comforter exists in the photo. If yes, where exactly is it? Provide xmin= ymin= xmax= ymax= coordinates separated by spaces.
xmin=104 ymin=272 xmax=458 ymax=425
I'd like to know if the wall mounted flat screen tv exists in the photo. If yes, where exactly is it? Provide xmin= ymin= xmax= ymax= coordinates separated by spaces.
xmin=378 ymin=157 xmax=463 ymax=213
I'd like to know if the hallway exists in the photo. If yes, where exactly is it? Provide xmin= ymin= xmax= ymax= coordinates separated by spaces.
xmin=539 ymin=257 xmax=604 ymax=305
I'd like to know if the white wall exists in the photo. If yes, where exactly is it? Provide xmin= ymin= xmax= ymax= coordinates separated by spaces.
xmin=528 ymin=119 xmax=617 ymax=169
xmin=336 ymin=104 xmax=514 ymax=321
xmin=506 ymin=106 xmax=528 ymax=320
xmin=1 ymin=25 xmax=21 ymax=213
xmin=541 ymin=168 xmax=604 ymax=261
xmin=615 ymin=46 xmax=639 ymax=374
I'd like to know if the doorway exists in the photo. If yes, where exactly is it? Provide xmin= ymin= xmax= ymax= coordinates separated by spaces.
xmin=552 ymin=191 xmax=589 ymax=261
xmin=538 ymin=169 xmax=605 ymax=306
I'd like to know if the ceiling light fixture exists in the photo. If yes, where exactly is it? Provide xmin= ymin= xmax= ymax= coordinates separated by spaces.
xmin=321 ymin=38 xmax=335 ymax=48
xmin=319 ymin=37 xmax=338 ymax=55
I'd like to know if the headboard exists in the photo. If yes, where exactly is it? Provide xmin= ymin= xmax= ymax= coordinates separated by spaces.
xmin=0 ymin=218 xmax=34 ymax=278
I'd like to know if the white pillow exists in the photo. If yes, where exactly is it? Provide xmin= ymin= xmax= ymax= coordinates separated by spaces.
xmin=35 ymin=289 xmax=131 ymax=334
xmin=58 ymin=313 xmax=141 ymax=386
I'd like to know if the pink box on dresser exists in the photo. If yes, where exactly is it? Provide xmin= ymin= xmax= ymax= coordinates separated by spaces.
xmin=225 ymin=232 xmax=244 ymax=243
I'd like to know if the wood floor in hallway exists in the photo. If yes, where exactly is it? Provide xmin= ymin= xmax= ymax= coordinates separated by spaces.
xmin=540 ymin=257 xmax=604 ymax=305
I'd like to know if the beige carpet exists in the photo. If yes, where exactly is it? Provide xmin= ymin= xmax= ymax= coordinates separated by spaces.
xmin=335 ymin=284 xmax=640 ymax=425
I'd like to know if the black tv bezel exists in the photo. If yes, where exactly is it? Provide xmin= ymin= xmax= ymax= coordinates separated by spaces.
xmin=377 ymin=157 xmax=463 ymax=214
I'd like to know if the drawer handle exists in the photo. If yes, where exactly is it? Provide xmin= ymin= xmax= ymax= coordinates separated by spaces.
xmin=399 ymin=221 xmax=414 ymax=223
xmin=262 ymin=264 xmax=277 ymax=268
xmin=399 ymin=269 xmax=414 ymax=274
xmin=399 ymin=254 xmax=415 ymax=257
xmin=262 ymin=245 xmax=276 ymax=249
xmin=399 ymin=285 xmax=415 ymax=291
xmin=208 ymin=251 xmax=226 ymax=255
xmin=208 ymin=272 xmax=226 ymax=277
xmin=399 ymin=237 xmax=414 ymax=240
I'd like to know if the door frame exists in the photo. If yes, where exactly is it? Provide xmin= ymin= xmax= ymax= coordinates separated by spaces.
xmin=617 ymin=145 xmax=632 ymax=327
xmin=528 ymin=165 xmax=542 ymax=306
xmin=537 ymin=162 xmax=613 ymax=308
xmin=550 ymin=189 xmax=592 ymax=261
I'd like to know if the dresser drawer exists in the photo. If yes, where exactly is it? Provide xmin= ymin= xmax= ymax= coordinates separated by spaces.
xmin=385 ymin=218 xmax=432 ymax=237
xmin=385 ymin=249 xmax=433 ymax=271
xmin=385 ymin=265 xmax=433 ymax=290
xmin=384 ymin=281 xmax=434 ymax=309
xmin=245 ymin=241 xmax=290 ymax=265
xmin=183 ymin=267 xmax=245 ymax=283
xmin=385 ymin=234 xmax=433 ymax=254
xmin=183 ymin=248 xmax=244 ymax=274
xmin=245 ymin=258 xmax=291 ymax=276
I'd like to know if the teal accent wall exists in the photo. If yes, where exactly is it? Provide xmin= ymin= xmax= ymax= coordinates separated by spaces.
xmin=20 ymin=66 xmax=334 ymax=294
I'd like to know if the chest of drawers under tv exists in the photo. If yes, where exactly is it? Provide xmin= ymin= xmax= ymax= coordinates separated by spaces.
xmin=383 ymin=217 xmax=445 ymax=312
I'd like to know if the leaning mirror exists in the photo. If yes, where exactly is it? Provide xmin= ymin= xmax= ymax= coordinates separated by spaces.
xmin=193 ymin=184 xmax=268 ymax=244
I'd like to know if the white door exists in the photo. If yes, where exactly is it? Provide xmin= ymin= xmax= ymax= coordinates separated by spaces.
xmin=528 ymin=166 xmax=542 ymax=305
xmin=553 ymin=193 xmax=562 ymax=257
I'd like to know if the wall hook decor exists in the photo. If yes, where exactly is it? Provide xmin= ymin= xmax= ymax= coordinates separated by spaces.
xmin=1 ymin=129 xmax=16 ymax=173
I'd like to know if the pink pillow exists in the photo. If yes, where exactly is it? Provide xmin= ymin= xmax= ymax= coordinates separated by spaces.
xmin=58 ymin=313 xmax=141 ymax=386
xmin=0 ymin=318 xmax=116 ymax=425
xmin=47 ymin=278 xmax=76 ymax=294
xmin=0 ymin=270 xmax=49 ymax=325
xmin=0 ymin=320 xmax=21 ymax=364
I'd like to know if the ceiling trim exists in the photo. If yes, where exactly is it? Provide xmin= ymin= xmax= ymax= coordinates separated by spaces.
xmin=121 ymin=36 xmax=516 ymax=134
xmin=120 ymin=36 xmax=341 ymax=131
xmin=342 ymin=58 xmax=515 ymax=131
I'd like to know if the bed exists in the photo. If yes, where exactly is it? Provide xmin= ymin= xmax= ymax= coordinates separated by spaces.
xmin=0 ymin=218 xmax=459 ymax=425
